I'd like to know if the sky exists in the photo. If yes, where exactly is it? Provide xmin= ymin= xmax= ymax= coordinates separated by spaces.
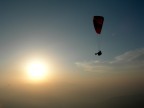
xmin=0 ymin=0 xmax=144 ymax=108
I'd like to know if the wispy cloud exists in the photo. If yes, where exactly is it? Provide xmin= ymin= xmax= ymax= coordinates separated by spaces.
xmin=75 ymin=60 xmax=112 ymax=73
xmin=75 ymin=48 xmax=144 ymax=73
xmin=112 ymin=48 xmax=144 ymax=63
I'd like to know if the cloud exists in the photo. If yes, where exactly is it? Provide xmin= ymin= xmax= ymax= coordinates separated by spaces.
xmin=75 ymin=60 xmax=112 ymax=73
xmin=112 ymin=48 xmax=144 ymax=63
xmin=75 ymin=48 xmax=144 ymax=73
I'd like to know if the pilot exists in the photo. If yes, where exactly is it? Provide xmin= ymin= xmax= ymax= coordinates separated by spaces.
xmin=95 ymin=50 xmax=102 ymax=56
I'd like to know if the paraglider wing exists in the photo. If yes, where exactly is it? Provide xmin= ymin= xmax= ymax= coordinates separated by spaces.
xmin=93 ymin=16 xmax=104 ymax=34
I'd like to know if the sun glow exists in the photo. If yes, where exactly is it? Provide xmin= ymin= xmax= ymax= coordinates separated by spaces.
xmin=26 ymin=59 xmax=49 ymax=82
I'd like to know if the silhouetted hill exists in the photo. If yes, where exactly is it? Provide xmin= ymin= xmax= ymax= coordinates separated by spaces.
xmin=95 ymin=94 xmax=144 ymax=108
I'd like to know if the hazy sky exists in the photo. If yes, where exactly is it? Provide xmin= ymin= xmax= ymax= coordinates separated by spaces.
xmin=0 ymin=0 xmax=144 ymax=108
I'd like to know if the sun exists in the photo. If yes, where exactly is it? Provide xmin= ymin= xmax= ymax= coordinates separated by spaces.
xmin=26 ymin=59 xmax=49 ymax=82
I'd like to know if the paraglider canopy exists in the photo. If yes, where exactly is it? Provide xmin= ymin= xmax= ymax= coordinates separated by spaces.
xmin=93 ymin=16 xmax=104 ymax=34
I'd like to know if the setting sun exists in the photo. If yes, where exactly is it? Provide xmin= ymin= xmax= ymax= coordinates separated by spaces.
xmin=26 ymin=59 xmax=49 ymax=82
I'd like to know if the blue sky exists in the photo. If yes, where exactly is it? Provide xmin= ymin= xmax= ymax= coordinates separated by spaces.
xmin=0 ymin=0 xmax=144 ymax=108
xmin=0 ymin=0 xmax=143 ymax=62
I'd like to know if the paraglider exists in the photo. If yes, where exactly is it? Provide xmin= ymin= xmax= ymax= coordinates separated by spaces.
xmin=93 ymin=16 xmax=104 ymax=56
